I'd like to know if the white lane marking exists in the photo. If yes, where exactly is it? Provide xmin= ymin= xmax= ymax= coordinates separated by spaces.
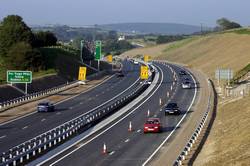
xmin=45 ymin=65 xmax=163 ymax=166
xmin=0 ymin=135 xmax=6 ymax=139
xmin=80 ymin=102 xmax=83 ymax=105
xmin=0 ymin=74 xmax=116 ymax=126
xmin=137 ymin=129 xmax=141 ymax=133
xmin=142 ymin=65 xmax=198 ymax=166
xmin=69 ymin=107 xmax=73 ymax=110
xmin=41 ymin=118 xmax=46 ymax=122
xmin=109 ymin=151 xmax=115 ymax=156
xmin=56 ymin=112 xmax=61 ymax=115
xmin=124 ymin=139 xmax=130 ymax=143
xmin=22 ymin=126 xmax=28 ymax=130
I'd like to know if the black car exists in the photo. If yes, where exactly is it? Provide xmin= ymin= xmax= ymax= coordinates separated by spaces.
xmin=116 ymin=71 xmax=125 ymax=77
xmin=164 ymin=103 xmax=180 ymax=115
xmin=179 ymin=70 xmax=187 ymax=75
xmin=37 ymin=101 xmax=55 ymax=112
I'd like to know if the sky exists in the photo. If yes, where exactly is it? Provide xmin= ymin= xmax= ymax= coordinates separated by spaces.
xmin=0 ymin=0 xmax=250 ymax=27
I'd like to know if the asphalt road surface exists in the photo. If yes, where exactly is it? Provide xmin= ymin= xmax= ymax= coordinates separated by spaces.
xmin=0 ymin=60 xmax=141 ymax=154
xmin=42 ymin=62 xmax=197 ymax=166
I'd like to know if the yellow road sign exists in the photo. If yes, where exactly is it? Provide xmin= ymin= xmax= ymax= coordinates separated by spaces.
xmin=140 ymin=66 xmax=148 ymax=79
xmin=78 ymin=67 xmax=87 ymax=81
xmin=107 ymin=55 xmax=113 ymax=63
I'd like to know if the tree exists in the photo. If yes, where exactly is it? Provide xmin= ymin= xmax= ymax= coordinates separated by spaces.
xmin=5 ymin=42 xmax=44 ymax=71
xmin=216 ymin=18 xmax=241 ymax=30
xmin=0 ymin=15 xmax=34 ymax=56
xmin=34 ymin=31 xmax=57 ymax=47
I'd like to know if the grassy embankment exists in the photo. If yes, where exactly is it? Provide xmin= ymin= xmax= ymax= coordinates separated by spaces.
xmin=0 ymin=47 xmax=79 ymax=84
xmin=121 ymin=29 xmax=250 ymax=165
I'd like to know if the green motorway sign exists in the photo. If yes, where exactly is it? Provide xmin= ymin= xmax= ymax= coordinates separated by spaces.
xmin=95 ymin=41 xmax=101 ymax=60
xmin=7 ymin=70 xmax=32 ymax=83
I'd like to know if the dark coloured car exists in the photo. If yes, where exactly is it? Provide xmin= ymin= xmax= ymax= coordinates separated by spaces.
xmin=116 ymin=71 xmax=125 ymax=77
xmin=179 ymin=70 xmax=187 ymax=75
xmin=37 ymin=101 xmax=55 ymax=112
xmin=143 ymin=118 xmax=162 ymax=133
xmin=184 ymin=77 xmax=190 ymax=81
xmin=164 ymin=103 xmax=180 ymax=115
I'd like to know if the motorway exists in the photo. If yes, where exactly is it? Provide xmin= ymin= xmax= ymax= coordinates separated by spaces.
xmin=40 ymin=62 xmax=197 ymax=166
xmin=0 ymin=60 xmax=141 ymax=154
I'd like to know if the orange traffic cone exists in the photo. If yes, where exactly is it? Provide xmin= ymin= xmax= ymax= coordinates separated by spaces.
xmin=128 ymin=121 xmax=132 ymax=132
xmin=102 ymin=143 xmax=107 ymax=154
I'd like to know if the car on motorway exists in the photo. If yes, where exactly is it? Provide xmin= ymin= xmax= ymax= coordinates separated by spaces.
xmin=143 ymin=118 xmax=162 ymax=133
xmin=116 ymin=71 xmax=125 ymax=77
xmin=182 ymin=81 xmax=191 ymax=89
xmin=37 ymin=101 xmax=55 ymax=112
xmin=179 ymin=70 xmax=187 ymax=75
xmin=164 ymin=102 xmax=180 ymax=115
xmin=133 ymin=60 xmax=139 ymax=65
xmin=184 ymin=77 xmax=190 ymax=81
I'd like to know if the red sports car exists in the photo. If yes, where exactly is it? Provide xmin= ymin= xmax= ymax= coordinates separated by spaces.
xmin=143 ymin=118 xmax=162 ymax=133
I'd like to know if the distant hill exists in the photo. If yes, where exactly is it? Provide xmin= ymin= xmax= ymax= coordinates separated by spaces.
xmin=98 ymin=23 xmax=205 ymax=35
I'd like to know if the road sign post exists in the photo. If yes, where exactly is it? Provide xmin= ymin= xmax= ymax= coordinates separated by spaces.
xmin=80 ymin=40 xmax=84 ymax=63
xmin=7 ymin=70 xmax=32 ymax=94
xmin=95 ymin=41 xmax=102 ymax=71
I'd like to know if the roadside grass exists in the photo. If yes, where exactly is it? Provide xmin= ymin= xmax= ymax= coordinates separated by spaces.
xmin=232 ymin=63 xmax=250 ymax=83
xmin=32 ymin=68 xmax=56 ymax=79
xmin=163 ymin=36 xmax=199 ymax=53
xmin=194 ymin=96 xmax=250 ymax=166
xmin=157 ymin=33 xmax=250 ymax=79
xmin=223 ymin=28 xmax=250 ymax=35
xmin=39 ymin=47 xmax=79 ymax=69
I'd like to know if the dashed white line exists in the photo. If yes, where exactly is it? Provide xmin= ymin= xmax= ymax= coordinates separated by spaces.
xmin=56 ymin=112 xmax=61 ymax=115
xmin=41 ymin=118 xmax=46 ymax=122
xmin=22 ymin=126 xmax=28 ymax=130
xmin=137 ymin=129 xmax=141 ymax=133
xmin=0 ymin=135 xmax=6 ymax=139
xmin=0 ymin=74 xmax=116 ymax=127
xmin=124 ymin=139 xmax=130 ymax=143
xmin=109 ymin=151 xmax=115 ymax=155
xmin=142 ymin=64 xmax=198 ymax=166
xmin=43 ymin=66 xmax=162 ymax=166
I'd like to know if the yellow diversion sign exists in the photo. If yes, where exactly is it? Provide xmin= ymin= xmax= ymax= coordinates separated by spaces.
xmin=107 ymin=55 xmax=113 ymax=63
xmin=78 ymin=67 xmax=87 ymax=81
xmin=140 ymin=65 xmax=148 ymax=79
